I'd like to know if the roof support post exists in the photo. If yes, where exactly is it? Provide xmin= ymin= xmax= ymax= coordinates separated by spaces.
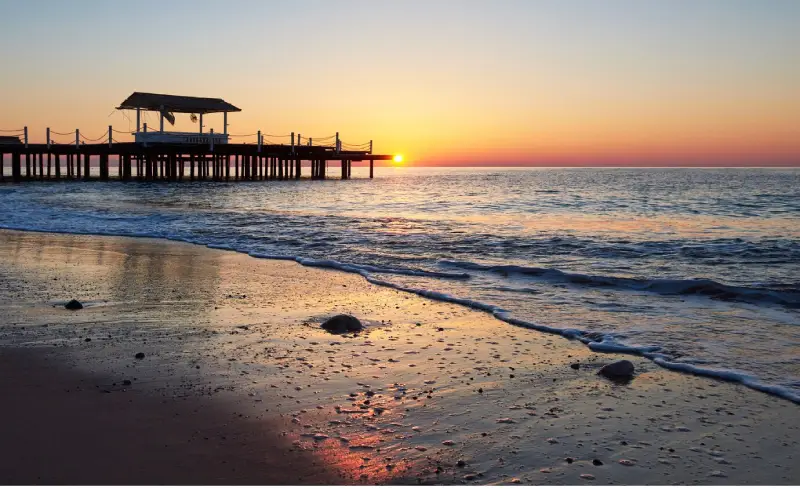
xmin=75 ymin=129 xmax=79 ymax=149
xmin=257 ymin=131 xmax=262 ymax=153
xmin=199 ymin=114 xmax=203 ymax=134
xmin=136 ymin=108 xmax=141 ymax=132
xmin=24 ymin=126 xmax=28 ymax=148
xmin=223 ymin=112 xmax=228 ymax=136
xmin=108 ymin=125 xmax=113 ymax=148
xmin=46 ymin=128 xmax=50 ymax=149
xmin=291 ymin=132 xmax=295 ymax=155
xmin=336 ymin=132 xmax=340 ymax=154
xmin=210 ymin=129 xmax=215 ymax=152
xmin=369 ymin=140 xmax=373 ymax=154
xmin=159 ymin=106 xmax=164 ymax=133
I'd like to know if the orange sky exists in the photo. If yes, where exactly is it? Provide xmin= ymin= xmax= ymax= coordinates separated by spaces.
xmin=0 ymin=0 xmax=798 ymax=166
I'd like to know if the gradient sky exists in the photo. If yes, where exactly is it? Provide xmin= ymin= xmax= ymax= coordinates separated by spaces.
xmin=1 ymin=0 xmax=798 ymax=166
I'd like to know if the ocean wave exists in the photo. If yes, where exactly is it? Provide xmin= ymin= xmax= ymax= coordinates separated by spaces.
xmin=439 ymin=260 xmax=800 ymax=308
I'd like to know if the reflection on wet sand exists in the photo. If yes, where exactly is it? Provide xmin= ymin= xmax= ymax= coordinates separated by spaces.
xmin=1 ymin=229 xmax=799 ymax=485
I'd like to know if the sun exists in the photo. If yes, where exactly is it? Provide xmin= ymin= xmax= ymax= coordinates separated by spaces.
xmin=393 ymin=154 xmax=404 ymax=164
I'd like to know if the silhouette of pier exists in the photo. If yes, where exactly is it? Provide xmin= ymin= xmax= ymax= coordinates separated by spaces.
xmin=0 ymin=92 xmax=393 ymax=182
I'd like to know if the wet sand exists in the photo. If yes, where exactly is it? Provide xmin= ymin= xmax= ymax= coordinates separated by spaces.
xmin=0 ymin=229 xmax=797 ymax=485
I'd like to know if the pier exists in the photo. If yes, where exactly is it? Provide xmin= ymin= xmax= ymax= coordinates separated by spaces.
xmin=0 ymin=92 xmax=394 ymax=183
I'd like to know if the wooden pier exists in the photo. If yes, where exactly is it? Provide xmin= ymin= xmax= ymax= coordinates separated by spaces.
xmin=0 ymin=92 xmax=394 ymax=183
xmin=0 ymin=141 xmax=391 ymax=182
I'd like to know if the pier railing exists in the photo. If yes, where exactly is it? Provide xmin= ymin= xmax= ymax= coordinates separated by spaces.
xmin=0 ymin=125 xmax=389 ymax=182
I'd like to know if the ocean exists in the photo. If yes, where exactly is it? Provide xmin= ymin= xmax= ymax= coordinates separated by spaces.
xmin=1 ymin=166 xmax=798 ymax=402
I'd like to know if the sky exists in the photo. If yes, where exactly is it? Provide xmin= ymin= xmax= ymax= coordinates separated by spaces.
xmin=0 ymin=0 xmax=798 ymax=166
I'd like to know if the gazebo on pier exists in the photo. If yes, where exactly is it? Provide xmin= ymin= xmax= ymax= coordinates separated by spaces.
xmin=117 ymin=92 xmax=241 ymax=145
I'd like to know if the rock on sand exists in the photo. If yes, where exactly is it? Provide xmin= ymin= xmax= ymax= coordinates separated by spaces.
xmin=64 ymin=299 xmax=83 ymax=310
xmin=320 ymin=314 xmax=363 ymax=334
xmin=598 ymin=360 xmax=635 ymax=379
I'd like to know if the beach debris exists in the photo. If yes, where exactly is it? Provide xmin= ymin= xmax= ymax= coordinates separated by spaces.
xmin=580 ymin=474 xmax=596 ymax=480
xmin=134 ymin=352 xmax=145 ymax=360
xmin=619 ymin=459 xmax=636 ymax=466
xmin=496 ymin=418 xmax=515 ymax=424
xmin=457 ymin=460 xmax=467 ymax=468
xmin=592 ymin=459 xmax=604 ymax=466
xmin=64 ymin=299 xmax=83 ymax=310
xmin=598 ymin=360 xmax=635 ymax=379
xmin=320 ymin=314 xmax=364 ymax=334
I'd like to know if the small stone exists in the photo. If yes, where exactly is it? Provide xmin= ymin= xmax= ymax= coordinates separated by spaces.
xmin=442 ymin=440 xmax=456 ymax=446
xmin=84 ymin=338 xmax=91 ymax=342
xmin=510 ymin=478 xmax=521 ymax=483
xmin=565 ymin=457 xmax=574 ymax=464
xmin=122 ymin=380 xmax=132 ymax=386
xmin=619 ymin=459 xmax=636 ymax=466
xmin=570 ymin=363 xmax=580 ymax=370
xmin=592 ymin=459 xmax=603 ymax=466
xmin=64 ymin=299 xmax=83 ymax=310
xmin=320 ymin=314 xmax=363 ymax=334
xmin=497 ymin=418 xmax=515 ymax=424
xmin=709 ymin=470 xmax=727 ymax=478
xmin=457 ymin=460 xmax=466 ymax=468
xmin=546 ymin=437 xmax=559 ymax=444
xmin=598 ymin=360 xmax=635 ymax=379
xmin=580 ymin=474 xmax=595 ymax=480
xmin=134 ymin=352 xmax=145 ymax=360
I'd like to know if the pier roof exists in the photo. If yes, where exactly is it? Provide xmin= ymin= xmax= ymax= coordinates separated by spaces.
xmin=117 ymin=92 xmax=241 ymax=114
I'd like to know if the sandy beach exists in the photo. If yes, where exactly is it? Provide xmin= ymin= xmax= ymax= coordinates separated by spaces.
xmin=0 ymin=229 xmax=797 ymax=485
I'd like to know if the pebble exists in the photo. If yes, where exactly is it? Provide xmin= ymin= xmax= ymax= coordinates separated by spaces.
xmin=497 ymin=418 xmax=515 ymax=424
xmin=709 ymin=470 xmax=727 ymax=478
xmin=442 ymin=440 xmax=456 ymax=446
xmin=134 ymin=352 xmax=145 ymax=360
xmin=592 ymin=459 xmax=603 ymax=466
xmin=580 ymin=474 xmax=595 ymax=480
xmin=619 ymin=459 xmax=636 ymax=466
xmin=598 ymin=359 xmax=635 ymax=379
xmin=546 ymin=438 xmax=559 ymax=444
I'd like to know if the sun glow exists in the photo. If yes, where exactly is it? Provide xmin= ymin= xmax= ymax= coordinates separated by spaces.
xmin=393 ymin=154 xmax=404 ymax=164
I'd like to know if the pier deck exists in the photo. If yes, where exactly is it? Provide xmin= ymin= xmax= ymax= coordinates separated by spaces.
xmin=0 ymin=142 xmax=392 ymax=182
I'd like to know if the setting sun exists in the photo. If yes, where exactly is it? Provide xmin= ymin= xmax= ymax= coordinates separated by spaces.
xmin=393 ymin=154 xmax=404 ymax=164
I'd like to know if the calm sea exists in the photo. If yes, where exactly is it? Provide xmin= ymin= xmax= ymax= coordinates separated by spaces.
xmin=1 ymin=167 xmax=798 ymax=402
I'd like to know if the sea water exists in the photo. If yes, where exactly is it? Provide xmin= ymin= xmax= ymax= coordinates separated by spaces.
xmin=1 ymin=167 xmax=798 ymax=402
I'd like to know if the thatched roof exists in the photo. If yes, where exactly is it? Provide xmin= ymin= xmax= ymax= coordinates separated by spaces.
xmin=117 ymin=92 xmax=241 ymax=114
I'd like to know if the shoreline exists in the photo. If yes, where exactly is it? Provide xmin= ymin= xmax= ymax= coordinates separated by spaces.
xmin=2 ymin=224 xmax=797 ymax=405
xmin=0 ymin=229 xmax=798 ymax=484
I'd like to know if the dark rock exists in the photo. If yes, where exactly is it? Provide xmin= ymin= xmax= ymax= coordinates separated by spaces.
xmin=570 ymin=363 xmax=580 ymax=370
xmin=122 ymin=380 xmax=132 ymax=386
xmin=565 ymin=457 xmax=574 ymax=464
xmin=320 ymin=314 xmax=363 ymax=334
xmin=456 ymin=460 xmax=466 ymax=468
xmin=64 ymin=299 xmax=83 ymax=310
xmin=134 ymin=352 xmax=145 ymax=360
xmin=592 ymin=459 xmax=603 ymax=466
xmin=84 ymin=338 xmax=91 ymax=342
xmin=598 ymin=360 xmax=635 ymax=379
